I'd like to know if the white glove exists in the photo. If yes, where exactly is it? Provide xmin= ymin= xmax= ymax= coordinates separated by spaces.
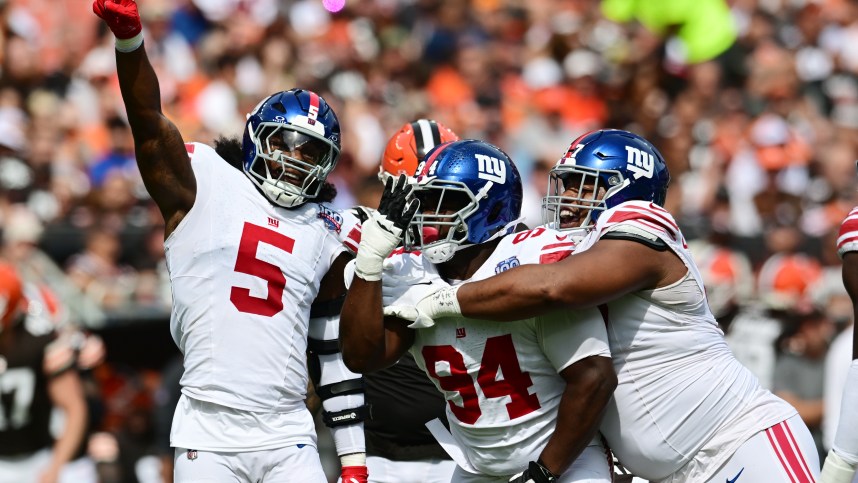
xmin=407 ymin=285 xmax=463 ymax=329
xmin=382 ymin=305 xmax=435 ymax=329
xmin=353 ymin=175 xmax=417 ymax=282
xmin=354 ymin=213 xmax=403 ymax=282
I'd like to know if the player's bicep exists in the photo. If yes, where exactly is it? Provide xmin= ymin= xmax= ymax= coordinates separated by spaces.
xmin=135 ymin=116 xmax=196 ymax=225
xmin=317 ymin=252 xmax=352 ymax=303
xmin=382 ymin=315 xmax=415 ymax=368
xmin=537 ymin=307 xmax=610 ymax=372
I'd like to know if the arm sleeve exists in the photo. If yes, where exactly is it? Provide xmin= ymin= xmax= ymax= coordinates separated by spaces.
xmin=833 ymin=360 xmax=858 ymax=464
xmin=536 ymin=307 xmax=611 ymax=372
xmin=309 ymin=313 xmax=366 ymax=456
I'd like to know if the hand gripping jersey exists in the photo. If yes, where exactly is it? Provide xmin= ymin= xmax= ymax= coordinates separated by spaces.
xmin=837 ymin=206 xmax=858 ymax=258
xmin=165 ymin=143 xmax=347 ymax=443
xmin=575 ymin=201 xmax=797 ymax=482
xmin=384 ymin=228 xmax=610 ymax=476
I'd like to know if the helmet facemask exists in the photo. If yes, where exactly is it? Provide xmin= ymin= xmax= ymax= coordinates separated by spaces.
xmin=542 ymin=164 xmax=626 ymax=231
xmin=246 ymin=123 xmax=340 ymax=208
xmin=406 ymin=182 xmax=480 ymax=264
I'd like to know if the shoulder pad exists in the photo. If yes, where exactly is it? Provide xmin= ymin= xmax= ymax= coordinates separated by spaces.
xmin=837 ymin=207 xmax=858 ymax=258
xmin=596 ymin=201 xmax=680 ymax=242
xmin=601 ymin=225 xmax=669 ymax=251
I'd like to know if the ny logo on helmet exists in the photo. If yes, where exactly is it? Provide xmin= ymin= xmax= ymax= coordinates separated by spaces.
xmin=475 ymin=154 xmax=506 ymax=184
xmin=625 ymin=146 xmax=655 ymax=179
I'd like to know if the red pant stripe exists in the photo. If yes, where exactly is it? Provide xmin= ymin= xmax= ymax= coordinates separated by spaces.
xmin=766 ymin=426 xmax=799 ymax=483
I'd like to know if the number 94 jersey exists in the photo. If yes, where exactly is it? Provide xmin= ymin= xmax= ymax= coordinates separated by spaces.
xmin=387 ymin=228 xmax=610 ymax=476
xmin=165 ymin=143 xmax=347 ymax=413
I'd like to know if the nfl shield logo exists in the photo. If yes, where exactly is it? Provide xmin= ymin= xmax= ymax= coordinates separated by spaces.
xmin=187 ymin=450 xmax=198 ymax=460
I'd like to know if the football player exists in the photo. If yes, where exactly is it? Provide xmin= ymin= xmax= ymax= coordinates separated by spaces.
xmin=341 ymin=140 xmax=616 ymax=482
xmin=0 ymin=263 xmax=87 ymax=483
xmin=399 ymin=130 xmax=820 ymax=483
xmin=820 ymin=207 xmax=858 ymax=483
xmin=92 ymin=1 xmax=367 ymax=481
xmin=328 ymin=120 xmax=459 ymax=483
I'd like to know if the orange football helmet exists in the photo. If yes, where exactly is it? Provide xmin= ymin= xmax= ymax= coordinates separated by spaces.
xmin=0 ymin=263 xmax=24 ymax=331
xmin=379 ymin=119 xmax=459 ymax=183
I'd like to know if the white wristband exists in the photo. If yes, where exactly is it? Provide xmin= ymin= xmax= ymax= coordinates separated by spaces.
xmin=340 ymin=452 xmax=366 ymax=467
xmin=115 ymin=32 xmax=144 ymax=53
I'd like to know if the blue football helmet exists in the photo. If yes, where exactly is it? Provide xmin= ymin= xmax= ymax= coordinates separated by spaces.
xmin=406 ymin=140 xmax=523 ymax=263
xmin=242 ymin=89 xmax=341 ymax=208
xmin=542 ymin=129 xmax=670 ymax=230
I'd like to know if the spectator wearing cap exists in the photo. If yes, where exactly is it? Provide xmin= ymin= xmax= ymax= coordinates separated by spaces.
xmin=773 ymin=309 xmax=836 ymax=462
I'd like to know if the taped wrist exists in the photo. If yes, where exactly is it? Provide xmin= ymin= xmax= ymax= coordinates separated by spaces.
xmin=354 ymin=214 xmax=402 ymax=282
xmin=340 ymin=453 xmax=366 ymax=467
xmin=115 ymin=32 xmax=144 ymax=52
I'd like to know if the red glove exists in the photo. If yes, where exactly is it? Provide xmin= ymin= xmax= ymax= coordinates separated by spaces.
xmin=340 ymin=465 xmax=369 ymax=483
xmin=92 ymin=0 xmax=142 ymax=39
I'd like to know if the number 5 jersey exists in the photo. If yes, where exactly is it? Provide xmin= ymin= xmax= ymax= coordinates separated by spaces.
xmin=165 ymin=143 xmax=349 ymax=450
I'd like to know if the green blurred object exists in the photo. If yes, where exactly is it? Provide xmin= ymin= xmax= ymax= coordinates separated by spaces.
xmin=602 ymin=0 xmax=737 ymax=63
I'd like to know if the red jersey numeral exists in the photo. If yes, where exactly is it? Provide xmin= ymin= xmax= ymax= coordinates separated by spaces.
xmin=422 ymin=334 xmax=540 ymax=424
xmin=478 ymin=335 xmax=541 ymax=419
xmin=230 ymin=222 xmax=295 ymax=317
xmin=512 ymin=227 xmax=546 ymax=244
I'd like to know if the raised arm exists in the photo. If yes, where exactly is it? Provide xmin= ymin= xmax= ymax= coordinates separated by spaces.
xmin=93 ymin=0 xmax=195 ymax=236
xmin=340 ymin=176 xmax=417 ymax=372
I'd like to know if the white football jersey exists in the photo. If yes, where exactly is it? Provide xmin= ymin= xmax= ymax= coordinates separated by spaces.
xmin=165 ymin=143 xmax=347 ymax=413
xmin=576 ymin=201 xmax=796 ymax=482
xmin=385 ymin=228 xmax=610 ymax=476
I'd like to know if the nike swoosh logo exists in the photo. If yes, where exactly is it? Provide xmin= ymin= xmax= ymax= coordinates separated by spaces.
xmin=727 ymin=467 xmax=744 ymax=483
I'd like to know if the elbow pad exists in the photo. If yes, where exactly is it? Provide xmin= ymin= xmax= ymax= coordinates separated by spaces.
xmin=308 ymin=311 xmax=371 ymax=429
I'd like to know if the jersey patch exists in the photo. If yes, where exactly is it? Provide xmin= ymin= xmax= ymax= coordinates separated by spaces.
xmin=495 ymin=256 xmax=520 ymax=273
xmin=317 ymin=205 xmax=343 ymax=234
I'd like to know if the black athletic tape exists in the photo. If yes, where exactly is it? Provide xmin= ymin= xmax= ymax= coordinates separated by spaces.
xmin=310 ymin=294 xmax=345 ymax=318
xmin=307 ymin=337 xmax=340 ymax=355
xmin=322 ymin=404 xmax=372 ymax=428
xmin=317 ymin=378 xmax=364 ymax=401
xmin=411 ymin=121 xmax=426 ymax=159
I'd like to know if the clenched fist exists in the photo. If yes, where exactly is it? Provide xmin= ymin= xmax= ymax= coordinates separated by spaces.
xmin=92 ymin=0 xmax=142 ymax=39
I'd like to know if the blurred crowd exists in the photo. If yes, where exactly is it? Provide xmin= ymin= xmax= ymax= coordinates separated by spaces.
xmin=2 ymin=0 xmax=858 ymax=481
